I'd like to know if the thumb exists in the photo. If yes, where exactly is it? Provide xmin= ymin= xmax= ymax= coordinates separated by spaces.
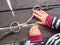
xmin=36 ymin=21 xmax=44 ymax=25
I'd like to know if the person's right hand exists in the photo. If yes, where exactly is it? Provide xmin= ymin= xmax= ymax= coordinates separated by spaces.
xmin=29 ymin=25 xmax=41 ymax=36
xmin=32 ymin=10 xmax=48 ymax=25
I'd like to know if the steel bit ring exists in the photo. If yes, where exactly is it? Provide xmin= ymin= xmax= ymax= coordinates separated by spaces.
xmin=10 ymin=21 xmax=21 ymax=33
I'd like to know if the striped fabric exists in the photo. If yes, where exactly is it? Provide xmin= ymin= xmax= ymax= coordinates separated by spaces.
xmin=52 ymin=17 xmax=60 ymax=30
xmin=52 ymin=17 xmax=57 ymax=29
xmin=45 ymin=33 xmax=60 ymax=45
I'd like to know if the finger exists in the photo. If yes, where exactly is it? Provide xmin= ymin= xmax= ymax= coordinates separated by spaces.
xmin=29 ymin=26 xmax=36 ymax=36
xmin=33 ymin=13 xmax=41 ymax=20
xmin=36 ymin=21 xmax=44 ymax=25
xmin=29 ymin=25 xmax=36 ymax=31
xmin=40 ymin=10 xmax=48 ymax=16
xmin=34 ymin=25 xmax=39 ymax=29
xmin=40 ymin=10 xmax=46 ymax=14
xmin=29 ymin=26 xmax=41 ymax=36
xmin=33 ymin=25 xmax=39 ymax=28
xmin=30 ymin=25 xmax=39 ymax=32
xmin=31 ymin=25 xmax=37 ymax=30
xmin=40 ymin=10 xmax=45 ymax=12
xmin=33 ymin=10 xmax=41 ymax=16
xmin=33 ymin=10 xmax=48 ymax=17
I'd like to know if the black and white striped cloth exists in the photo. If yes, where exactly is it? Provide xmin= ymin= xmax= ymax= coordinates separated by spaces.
xmin=45 ymin=33 xmax=60 ymax=45
xmin=52 ymin=17 xmax=60 ymax=30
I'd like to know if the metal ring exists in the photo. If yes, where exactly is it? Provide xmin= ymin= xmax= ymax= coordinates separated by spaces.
xmin=10 ymin=21 xmax=21 ymax=33
xmin=32 ymin=5 xmax=40 ymax=11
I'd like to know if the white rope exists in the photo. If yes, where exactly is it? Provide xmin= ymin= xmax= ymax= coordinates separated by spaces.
xmin=6 ymin=0 xmax=15 ymax=18
xmin=25 ymin=5 xmax=40 ymax=24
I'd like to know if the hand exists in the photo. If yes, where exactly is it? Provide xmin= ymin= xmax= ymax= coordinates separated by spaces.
xmin=29 ymin=25 xmax=41 ymax=36
xmin=33 ymin=10 xmax=48 ymax=25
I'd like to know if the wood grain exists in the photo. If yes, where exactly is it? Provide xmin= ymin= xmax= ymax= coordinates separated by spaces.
xmin=0 ymin=8 xmax=60 ymax=43
xmin=0 ymin=0 xmax=60 ymax=11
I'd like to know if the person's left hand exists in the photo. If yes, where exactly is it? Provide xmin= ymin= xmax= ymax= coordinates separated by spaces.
xmin=32 ymin=10 xmax=48 ymax=25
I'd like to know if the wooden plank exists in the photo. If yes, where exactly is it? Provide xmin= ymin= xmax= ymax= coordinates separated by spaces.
xmin=0 ymin=9 xmax=32 ymax=27
xmin=0 ymin=0 xmax=9 ymax=11
xmin=0 ymin=8 xmax=60 ymax=43
xmin=0 ymin=0 xmax=60 ymax=11
xmin=0 ymin=25 xmax=56 ymax=43
xmin=0 ymin=8 xmax=60 ymax=27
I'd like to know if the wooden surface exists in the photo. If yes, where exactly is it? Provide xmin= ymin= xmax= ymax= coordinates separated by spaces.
xmin=0 ymin=0 xmax=60 ymax=44
xmin=0 ymin=0 xmax=60 ymax=11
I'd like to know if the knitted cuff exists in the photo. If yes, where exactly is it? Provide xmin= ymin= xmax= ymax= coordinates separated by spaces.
xmin=30 ymin=35 xmax=42 ymax=43
xmin=45 ymin=15 xmax=53 ymax=28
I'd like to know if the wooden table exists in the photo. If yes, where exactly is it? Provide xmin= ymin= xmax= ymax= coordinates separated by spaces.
xmin=0 ymin=0 xmax=60 ymax=44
